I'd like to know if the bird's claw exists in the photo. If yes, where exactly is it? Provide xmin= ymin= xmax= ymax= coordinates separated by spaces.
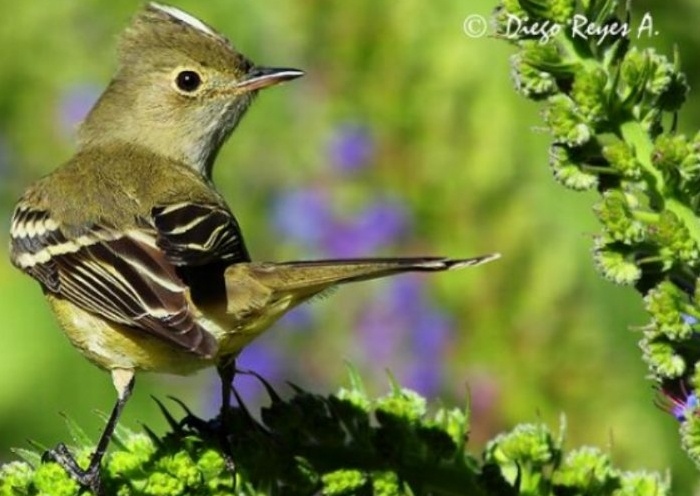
xmin=42 ymin=443 xmax=103 ymax=495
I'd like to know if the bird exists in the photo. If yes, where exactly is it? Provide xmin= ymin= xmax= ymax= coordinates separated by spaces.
xmin=8 ymin=3 xmax=499 ymax=494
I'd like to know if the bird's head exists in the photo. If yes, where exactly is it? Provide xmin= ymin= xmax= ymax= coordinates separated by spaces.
xmin=79 ymin=3 xmax=303 ymax=177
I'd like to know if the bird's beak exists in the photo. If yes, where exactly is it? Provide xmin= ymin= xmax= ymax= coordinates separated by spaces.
xmin=234 ymin=67 xmax=305 ymax=92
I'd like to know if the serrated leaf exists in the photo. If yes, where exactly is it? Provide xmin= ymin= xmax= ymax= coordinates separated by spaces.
xmin=11 ymin=447 xmax=42 ymax=467
xmin=59 ymin=412 xmax=93 ymax=447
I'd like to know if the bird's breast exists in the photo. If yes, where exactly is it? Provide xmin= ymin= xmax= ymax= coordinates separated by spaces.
xmin=48 ymin=295 xmax=214 ymax=375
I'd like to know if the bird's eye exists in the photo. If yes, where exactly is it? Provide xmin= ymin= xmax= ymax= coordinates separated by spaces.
xmin=175 ymin=70 xmax=202 ymax=92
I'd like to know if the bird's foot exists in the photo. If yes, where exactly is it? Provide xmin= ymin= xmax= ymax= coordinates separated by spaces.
xmin=42 ymin=443 xmax=103 ymax=495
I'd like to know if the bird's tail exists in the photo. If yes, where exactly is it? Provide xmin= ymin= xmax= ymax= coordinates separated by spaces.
xmin=249 ymin=254 xmax=500 ymax=287
xmin=223 ymin=254 xmax=499 ymax=316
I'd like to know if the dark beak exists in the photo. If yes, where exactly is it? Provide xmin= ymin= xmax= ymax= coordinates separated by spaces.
xmin=235 ymin=67 xmax=305 ymax=92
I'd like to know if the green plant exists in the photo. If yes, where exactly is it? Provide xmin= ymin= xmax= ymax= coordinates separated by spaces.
xmin=0 ymin=371 xmax=669 ymax=495
xmin=493 ymin=0 xmax=700 ymax=470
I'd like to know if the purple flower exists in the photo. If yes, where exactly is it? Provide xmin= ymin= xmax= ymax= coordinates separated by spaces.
xmin=410 ymin=310 xmax=452 ymax=356
xmin=233 ymin=340 xmax=286 ymax=403
xmin=277 ymin=305 xmax=314 ymax=330
xmin=390 ymin=276 xmax=423 ymax=314
xmin=271 ymin=188 xmax=333 ymax=249
xmin=403 ymin=360 xmax=443 ymax=399
xmin=328 ymin=123 xmax=374 ymax=173
xmin=657 ymin=381 xmax=699 ymax=422
xmin=57 ymin=84 xmax=101 ymax=137
xmin=357 ymin=297 xmax=405 ymax=364
xmin=356 ymin=278 xmax=427 ymax=367
xmin=323 ymin=199 xmax=409 ymax=257
xmin=356 ymin=276 xmax=454 ymax=398
xmin=675 ymin=393 xmax=699 ymax=421
xmin=401 ymin=280 xmax=454 ymax=397
xmin=272 ymin=184 xmax=410 ymax=258
xmin=354 ymin=199 xmax=409 ymax=247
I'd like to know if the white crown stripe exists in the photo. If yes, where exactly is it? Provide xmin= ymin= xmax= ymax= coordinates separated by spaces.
xmin=149 ymin=3 xmax=216 ymax=37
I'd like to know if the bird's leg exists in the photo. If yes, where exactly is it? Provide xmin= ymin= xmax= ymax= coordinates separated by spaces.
xmin=43 ymin=369 xmax=135 ymax=496
xmin=217 ymin=356 xmax=237 ymax=474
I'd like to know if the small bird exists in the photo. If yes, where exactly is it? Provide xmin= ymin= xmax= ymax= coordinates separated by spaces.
xmin=8 ymin=3 xmax=499 ymax=493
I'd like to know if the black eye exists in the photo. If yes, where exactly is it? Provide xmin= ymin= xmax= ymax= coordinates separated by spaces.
xmin=175 ymin=70 xmax=202 ymax=92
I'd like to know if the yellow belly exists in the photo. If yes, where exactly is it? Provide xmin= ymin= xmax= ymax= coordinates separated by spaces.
xmin=46 ymin=293 xmax=297 ymax=375
xmin=48 ymin=295 xmax=214 ymax=375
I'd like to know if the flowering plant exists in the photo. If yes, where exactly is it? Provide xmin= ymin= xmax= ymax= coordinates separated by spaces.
xmin=1 ymin=0 xmax=696 ymax=493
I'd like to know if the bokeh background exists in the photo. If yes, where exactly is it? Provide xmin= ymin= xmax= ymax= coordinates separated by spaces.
xmin=1 ymin=0 xmax=700 ymax=493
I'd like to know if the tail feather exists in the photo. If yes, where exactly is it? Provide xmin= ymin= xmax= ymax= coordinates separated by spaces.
xmin=275 ymin=253 xmax=500 ymax=274
xmin=223 ymin=253 xmax=499 ymax=321
xmin=227 ymin=253 xmax=500 ymax=292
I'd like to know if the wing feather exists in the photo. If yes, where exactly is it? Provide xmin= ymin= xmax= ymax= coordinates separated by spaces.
xmin=153 ymin=202 xmax=247 ymax=265
xmin=9 ymin=201 xmax=219 ymax=357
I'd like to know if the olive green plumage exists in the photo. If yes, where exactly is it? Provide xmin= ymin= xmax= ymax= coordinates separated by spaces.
xmin=7 ymin=3 xmax=497 ymax=494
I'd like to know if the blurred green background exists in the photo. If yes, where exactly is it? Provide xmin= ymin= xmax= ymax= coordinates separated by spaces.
xmin=1 ymin=0 xmax=699 ymax=493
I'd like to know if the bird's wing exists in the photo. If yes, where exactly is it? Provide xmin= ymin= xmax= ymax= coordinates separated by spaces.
xmin=151 ymin=201 xmax=248 ymax=266
xmin=9 ymin=200 xmax=225 ymax=357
